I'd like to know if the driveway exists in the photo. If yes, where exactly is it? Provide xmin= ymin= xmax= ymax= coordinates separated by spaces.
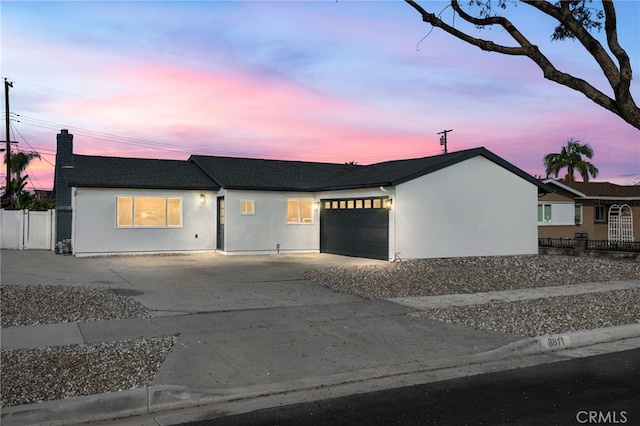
xmin=0 ymin=250 xmax=384 ymax=314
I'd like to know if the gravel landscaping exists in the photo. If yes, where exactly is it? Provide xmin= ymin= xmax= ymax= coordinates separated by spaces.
xmin=1 ymin=254 xmax=639 ymax=408
xmin=305 ymin=255 xmax=640 ymax=298
xmin=0 ymin=285 xmax=172 ymax=408
xmin=306 ymin=254 xmax=640 ymax=338
xmin=0 ymin=284 xmax=149 ymax=328
xmin=412 ymin=288 xmax=640 ymax=337
xmin=1 ymin=337 xmax=176 ymax=407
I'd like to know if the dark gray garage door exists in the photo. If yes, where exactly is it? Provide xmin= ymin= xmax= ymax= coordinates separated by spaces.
xmin=320 ymin=197 xmax=389 ymax=260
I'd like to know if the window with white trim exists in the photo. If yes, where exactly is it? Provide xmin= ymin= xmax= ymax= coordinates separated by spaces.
xmin=537 ymin=204 xmax=552 ymax=224
xmin=116 ymin=196 xmax=182 ymax=227
xmin=287 ymin=198 xmax=313 ymax=224
xmin=595 ymin=205 xmax=606 ymax=222
xmin=575 ymin=204 xmax=583 ymax=225
xmin=241 ymin=200 xmax=255 ymax=215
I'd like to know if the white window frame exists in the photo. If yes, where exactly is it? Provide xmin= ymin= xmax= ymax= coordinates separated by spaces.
xmin=241 ymin=200 xmax=255 ymax=215
xmin=287 ymin=198 xmax=314 ymax=224
xmin=537 ymin=203 xmax=552 ymax=224
xmin=116 ymin=196 xmax=183 ymax=228
xmin=575 ymin=204 xmax=583 ymax=225
xmin=595 ymin=205 xmax=606 ymax=222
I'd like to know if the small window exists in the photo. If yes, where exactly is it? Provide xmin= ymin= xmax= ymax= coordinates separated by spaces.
xmin=241 ymin=200 xmax=255 ymax=215
xmin=332 ymin=201 xmax=338 ymax=209
xmin=595 ymin=205 xmax=606 ymax=222
xmin=355 ymin=200 xmax=363 ymax=209
xmin=324 ymin=201 xmax=331 ymax=209
xmin=347 ymin=200 xmax=355 ymax=209
xmin=538 ymin=204 xmax=552 ymax=224
xmin=574 ymin=204 xmax=582 ymax=225
xmin=364 ymin=199 xmax=372 ymax=209
xmin=339 ymin=200 xmax=346 ymax=209
xmin=373 ymin=199 xmax=382 ymax=209
xmin=287 ymin=198 xmax=314 ymax=224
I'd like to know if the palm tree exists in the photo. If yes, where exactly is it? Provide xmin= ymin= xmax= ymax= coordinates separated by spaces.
xmin=543 ymin=139 xmax=599 ymax=182
xmin=10 ymin=151 xmax=41 ymax=180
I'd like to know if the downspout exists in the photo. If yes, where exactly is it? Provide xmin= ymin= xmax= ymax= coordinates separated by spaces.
xmin=379 ymin=186 xmax=398 ymax=261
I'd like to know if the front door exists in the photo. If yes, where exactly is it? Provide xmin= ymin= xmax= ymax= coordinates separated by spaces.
xmin=217 ymin=196 xmax=225 ymax=250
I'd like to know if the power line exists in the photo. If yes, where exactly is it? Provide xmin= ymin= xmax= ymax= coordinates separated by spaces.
xmin=2 ymin=77 xmax=110 ymax=105
xmin=11 ymin=122 xmax=55 ymax=167
xmin=12 ymin=113 xmax=443 ymax=163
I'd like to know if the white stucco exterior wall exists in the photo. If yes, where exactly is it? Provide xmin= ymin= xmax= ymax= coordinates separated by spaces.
xmin=394 ymin=156 xmax=538 ymax=259
xmin=221 ymin=190 xmax=319 ymax=254
xmin=71 ymin=188 xmax=217 ymax=256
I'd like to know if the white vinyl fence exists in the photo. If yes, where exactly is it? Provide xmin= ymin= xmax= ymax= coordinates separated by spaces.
xmin=0 ymin=209 xmax=56 ymax=250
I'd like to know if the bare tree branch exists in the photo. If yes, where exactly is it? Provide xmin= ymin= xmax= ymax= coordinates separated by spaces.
xmin=403 ymin=0 xmax=640 ymax=130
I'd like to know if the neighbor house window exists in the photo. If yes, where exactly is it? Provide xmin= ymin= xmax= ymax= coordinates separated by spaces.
xmin=595 ymin=205 xmax=606 ymax=222
xmin=241 ymin=200 xmax=255 ymax=215
xmin=116 ymin=196 xmax=182 ymax=228
xmin=287 ymin=198 xmax=313 ymax=224
xmin=537 ymin=204 xmax=552 ymax=224
xmin=575 ymin=204 xmax=583 ymax=225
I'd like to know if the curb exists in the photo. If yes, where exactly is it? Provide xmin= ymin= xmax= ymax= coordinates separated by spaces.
xmin=2 ymin=323 xmax=639 ymax=426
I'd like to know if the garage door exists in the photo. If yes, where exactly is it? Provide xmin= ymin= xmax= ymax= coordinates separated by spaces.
xmin=320 ymin=197 xmax=389 ymax=260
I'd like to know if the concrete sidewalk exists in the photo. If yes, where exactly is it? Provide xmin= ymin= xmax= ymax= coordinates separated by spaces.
xmin=1 ymin=250 xmax=639 ymax=426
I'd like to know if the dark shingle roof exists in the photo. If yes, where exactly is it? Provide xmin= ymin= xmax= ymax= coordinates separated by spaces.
xmin=313 ymin=147 xmax=548 ymax=190
xmin=61 ymin=147 xmax=550 ymax=193
xmin=189 ymin=155 xmax=358 ymax=191
xmin=555 ymin=181 xmax=640 ymax=198
xmin=63 ymin=155 xmax=220 ymax=190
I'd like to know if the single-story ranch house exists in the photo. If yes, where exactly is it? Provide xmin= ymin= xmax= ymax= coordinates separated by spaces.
xmin=54 ymin=130 xmax=551 ymax=259
xmin=538 ymin=178 xmax=639 ymax=242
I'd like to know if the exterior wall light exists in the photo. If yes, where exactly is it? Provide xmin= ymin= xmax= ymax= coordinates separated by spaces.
xmin=313 ymin=201 xmax=321 ymax=211
xmin=200 ymin=194 xmax=206 ymax=204
xmin=384 ymin=198 xmax=393 ymax=209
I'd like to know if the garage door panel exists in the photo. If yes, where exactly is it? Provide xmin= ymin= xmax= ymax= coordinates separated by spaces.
xmin=320 ymin=198 xmax=389 ymax=260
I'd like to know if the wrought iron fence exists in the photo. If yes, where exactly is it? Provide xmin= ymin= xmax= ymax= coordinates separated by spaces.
xmin=587 ymin=240 xmax=640 ymax=253
xmin=538 ymin=238 xmax=576 ymax=249
xmin=538 ymin=238 xmax=640 ymax=253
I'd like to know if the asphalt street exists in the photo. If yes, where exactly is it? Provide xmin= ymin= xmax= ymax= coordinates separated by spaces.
xmin=184 ymin=348 xmax=640 ymax=426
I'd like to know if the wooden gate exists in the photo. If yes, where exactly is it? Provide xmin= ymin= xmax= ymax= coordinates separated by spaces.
xmin=608 ymin=204 xmax=633 ymax=243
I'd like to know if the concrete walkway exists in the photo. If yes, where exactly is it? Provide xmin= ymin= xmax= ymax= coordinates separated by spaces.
xmin=1 ymin=250 xmax=639 ymax=426
xmin=387 ymin=280 xmax=640 ymax=310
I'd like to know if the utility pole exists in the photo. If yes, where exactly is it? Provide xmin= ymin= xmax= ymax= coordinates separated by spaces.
xmin=4 ymin=78 xmax=13 ymax=206
xmin=438 ymin=129 xmax=452 ymax=154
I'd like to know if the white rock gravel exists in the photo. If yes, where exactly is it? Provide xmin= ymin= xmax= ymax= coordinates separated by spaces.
xmin=306 ymin=255 xmax=640 ymax=336
xmin=411 ymin=288 xmax=640 ymax=337
xmin=1 ymin=255 xmax=638 ymax=408
xmin=1 ymin=337 xmax=176 ymax=407
xmin=0 ymin=285 xmax=173 ymax=408
xmin=305 ymin=255 xmax=640 ymax=298
xmin=0 ymin=284 xmax=149 ymax=328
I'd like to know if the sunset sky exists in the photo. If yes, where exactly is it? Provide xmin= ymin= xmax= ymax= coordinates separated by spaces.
xmin=2 ymin=0 xmax=639 ymax=191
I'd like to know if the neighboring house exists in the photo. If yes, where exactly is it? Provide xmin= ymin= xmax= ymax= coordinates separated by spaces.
xmin=538 ymin=179 xmax=640 ymax=242
xmin=54 ymin=129 xmax=551 ymax=259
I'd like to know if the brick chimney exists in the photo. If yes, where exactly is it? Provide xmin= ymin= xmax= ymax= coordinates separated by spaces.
xmin=54 ymin=129 xmax=73 ymax=245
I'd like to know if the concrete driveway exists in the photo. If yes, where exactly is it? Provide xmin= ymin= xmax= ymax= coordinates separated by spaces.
xmin=0 ymin=250 xmax=383 ymax=314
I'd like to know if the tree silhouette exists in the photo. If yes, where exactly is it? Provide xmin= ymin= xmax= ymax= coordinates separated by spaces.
xmin=404 ymin=0 xmax=639 ymax=130
xmin=543 ymin=138 xmax=599 ymax=182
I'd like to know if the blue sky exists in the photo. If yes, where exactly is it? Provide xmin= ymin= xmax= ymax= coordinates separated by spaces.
xmin=1 ymin=0 xmax=639 ymax=190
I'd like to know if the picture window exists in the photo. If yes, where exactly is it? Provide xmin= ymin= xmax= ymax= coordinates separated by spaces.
xmin=116 ymin=196 xmax=182 ymax=228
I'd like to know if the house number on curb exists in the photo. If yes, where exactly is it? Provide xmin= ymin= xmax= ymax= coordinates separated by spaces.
xmin=542 ymin=335 xmax=570 ymax=350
